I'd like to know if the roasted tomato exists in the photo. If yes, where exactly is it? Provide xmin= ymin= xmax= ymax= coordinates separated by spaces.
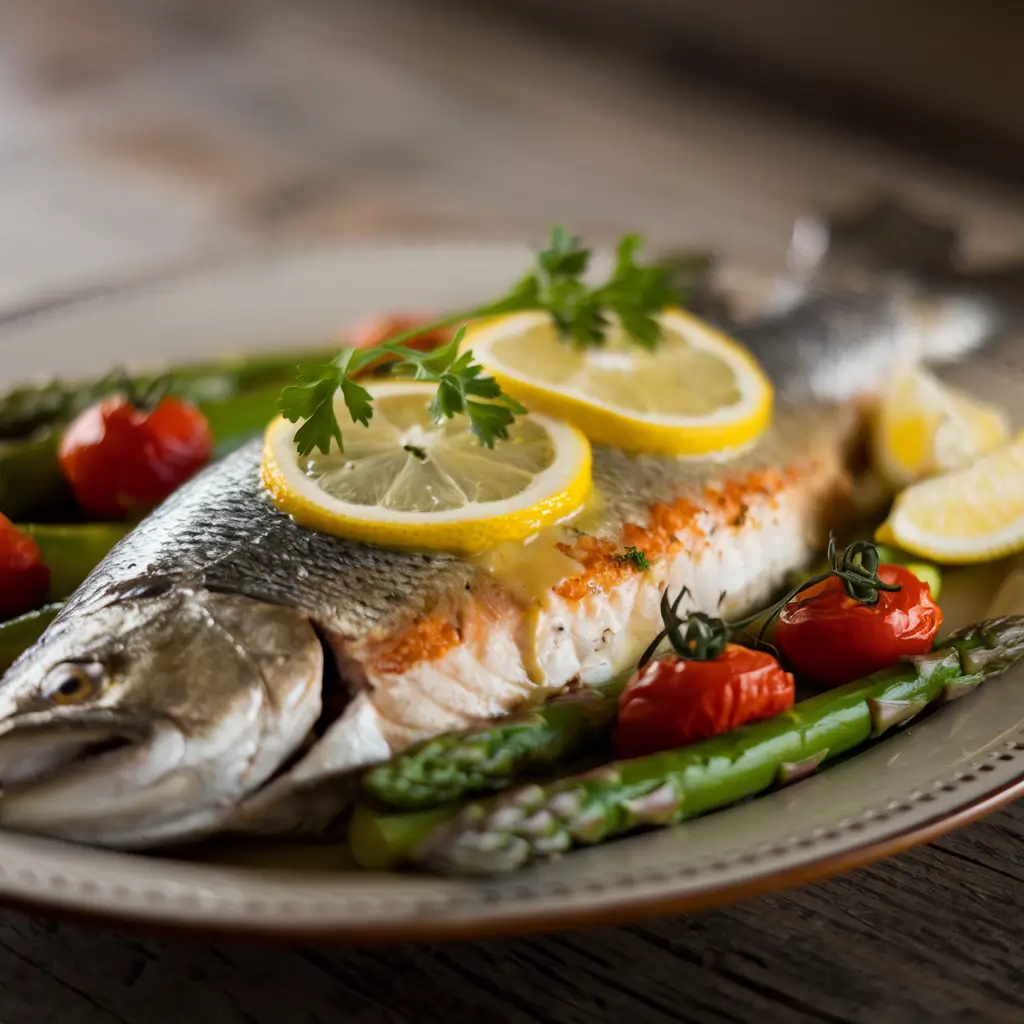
xmin=614 ymin=643 xmax=796 ymax=759
xmin=58 ymin=394 xmax=213 ymax=519
xmin=774 ymin=563 xmax=942 ymax=688
xmin=351 ymin=312 xmax=449 ymax=349
xmin=350 ymin=313 xmax=452 ymax=376
xmin=0 ymin=515 xmax=50 ymax=618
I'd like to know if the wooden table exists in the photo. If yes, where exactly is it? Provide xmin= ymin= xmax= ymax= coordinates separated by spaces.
xmin=1 ymin=3 xmax=1022 ymax=1021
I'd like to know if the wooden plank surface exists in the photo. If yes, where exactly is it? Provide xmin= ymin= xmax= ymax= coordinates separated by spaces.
xmin=0 ymin=2 xmax=1022 ymax=1021
xmin=491 ymin=0 xmax=1024 ymax=177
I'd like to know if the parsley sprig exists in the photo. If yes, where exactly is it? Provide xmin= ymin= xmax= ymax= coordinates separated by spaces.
xmin=281 ymin=328 xmax=528 ymax=458
xmin=279 ymin=227 xmax=684 ymax=457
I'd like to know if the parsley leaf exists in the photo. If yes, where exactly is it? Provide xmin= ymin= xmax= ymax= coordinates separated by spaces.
xmin=614 ymin=545 xmax=652 ymax=571
xmin=279 ymin=349 xmax=375 ymax=457
xmin=589 ymin=234 xmax=679 ymax=352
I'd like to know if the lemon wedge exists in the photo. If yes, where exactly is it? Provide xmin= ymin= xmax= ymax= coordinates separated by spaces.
xmin=262 ymin=382 xmax=591 ymax=553
xmin=876 ymin=431 xmax=1024 ymax=563
xmin=465 ymin=309 xmax=772 ymax=456
xmin=873 ymin=366 xmax=1010 ymax=488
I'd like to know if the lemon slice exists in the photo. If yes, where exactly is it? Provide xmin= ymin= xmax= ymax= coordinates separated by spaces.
xmin=262 ymin=382 xmax=591 ymax=553
xmin=876 ymin=431 xmax=1024 ymax=563
xmin=465 ymin=309 xmax=772 ymax=456
xmin=873 ymin=366 xmax=1010 ymax=488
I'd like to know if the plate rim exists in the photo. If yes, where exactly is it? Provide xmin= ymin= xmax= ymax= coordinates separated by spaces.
xmin=0 ymin=775 xmax=1019 ymax=943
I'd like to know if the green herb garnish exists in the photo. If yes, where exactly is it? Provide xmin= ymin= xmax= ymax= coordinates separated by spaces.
xmin=279 ymin=227 xmax=682 ymax=457
xmin=614 ymin=545 xmax=651 ymax=571
xmin=281 ymin=327 xmax=526 ymax=457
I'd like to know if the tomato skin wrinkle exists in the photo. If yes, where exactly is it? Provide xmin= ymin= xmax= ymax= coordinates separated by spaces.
xmin=774 ymin=563 xmax=942 ymax=688
xmin=0 ymin=514 xmax=50 ymax=618
xmin=613 ymin=643 xmax=796 ymax=759
xmin=58 ymin=395 xmax=213 ymax=520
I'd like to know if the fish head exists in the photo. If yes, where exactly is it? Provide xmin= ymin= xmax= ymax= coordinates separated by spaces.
xmin=0 ymin=587 xmax=323 ymax=847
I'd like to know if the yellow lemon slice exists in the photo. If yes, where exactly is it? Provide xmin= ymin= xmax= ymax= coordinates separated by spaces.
xmin=465 ymin=309 xmax=772 ymax=456
xmin=873 ymin=365 xmax=1010 ymax=488
xmin=876 ymin=431 xmax=1024 ymax=563
xmin=262 ymin=382 xmax=591 ymax=553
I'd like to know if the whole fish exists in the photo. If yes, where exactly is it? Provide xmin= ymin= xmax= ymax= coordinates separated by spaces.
xmin=0 ymin=201 xmax=1020 ymax=849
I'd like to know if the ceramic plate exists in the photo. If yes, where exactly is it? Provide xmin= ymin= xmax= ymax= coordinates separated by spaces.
xmin=1 ymin=244 xmax=1023 ymax=942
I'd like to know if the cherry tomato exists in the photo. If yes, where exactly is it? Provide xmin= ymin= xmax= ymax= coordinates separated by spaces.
xmin=613 ymin=644 xmax=796 ymax=759
xmin=351 ymin=312 xmax=449 ymax=351
xmin=58 ymin=395 xmax=213 ymax=519
xmin=350 ymin=313 xmax=452 ymax=376
xmin=773 ymin=564 xmax=942 ymax=688
xmin=0 ymin=515 xmax=50 ymax=618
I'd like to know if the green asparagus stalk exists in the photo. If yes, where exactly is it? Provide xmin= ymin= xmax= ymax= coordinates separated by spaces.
xmin=202 ymin=384 xmax=288 ymax=460
xmin=349 ymin=803 xmax=464 ymax=870
xmin=363 ymin=677 xmax=627 ymax=809
xmin=17 ymin=523 xmax=131 ymax=599
xmin=0 ymin=431 xmax=69 ymax=520
xmin=349 ymin=617 xmax=1024 ymax=875
xmin=0 ymin=348 xmax=335 ymax=440
xmin=874 ymin=544 xmax=943 ymax=599
xmin=0 ymin=603 xmax=63 ymax=674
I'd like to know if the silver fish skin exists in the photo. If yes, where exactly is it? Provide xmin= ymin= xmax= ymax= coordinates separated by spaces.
xmin=0 ymin=202 xmax=1017 ymax=849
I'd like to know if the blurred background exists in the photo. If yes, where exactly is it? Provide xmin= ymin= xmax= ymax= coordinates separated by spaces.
xmin=1 ymin=0 xmax=1022 ymax=313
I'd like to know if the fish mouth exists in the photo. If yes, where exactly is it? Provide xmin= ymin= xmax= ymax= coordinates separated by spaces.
xmin=0 ymin=710 xmax=192 ymax=841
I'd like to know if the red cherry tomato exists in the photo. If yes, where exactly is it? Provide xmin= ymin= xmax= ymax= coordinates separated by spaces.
xmin=613 ymin=644 xmax=796 ymax=759
xmin=0 ymin=515 xmax=50 ymax=618
xmin=351 ymin=312 xmax=449 ymax=351
xmin=773 ymin=564 xmax=942 ymax=688
xmin=349 ymin=313 xmax=452 ymax=376
xmin=58 ymin=395 xmax=213 ymax=519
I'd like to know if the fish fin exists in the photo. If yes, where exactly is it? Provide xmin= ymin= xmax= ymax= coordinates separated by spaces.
xmin=790 ymin=196 xmax=961 ymax=279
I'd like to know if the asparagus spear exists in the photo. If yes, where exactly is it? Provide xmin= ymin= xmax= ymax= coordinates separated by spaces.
xmin=0 ymin=431 xmax=69 ymax=520
xmin=350 ymin=617 xmax=1024 ymax=875
xmin=0 ymin=349 xmax=335 ymax=440
xmin=363 ymin=678 xmax=626 ymax=809
xmin=17 ymin=523 xmax=131 ymax=599
xmin=198 ymin=383 xmax=287 ymax=442
xmin=0 ymin=603 xmax=63 ymax=674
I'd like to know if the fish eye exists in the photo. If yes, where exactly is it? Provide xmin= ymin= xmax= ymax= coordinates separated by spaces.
xmin=42 ymin=663 xmax=106 ymax=705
